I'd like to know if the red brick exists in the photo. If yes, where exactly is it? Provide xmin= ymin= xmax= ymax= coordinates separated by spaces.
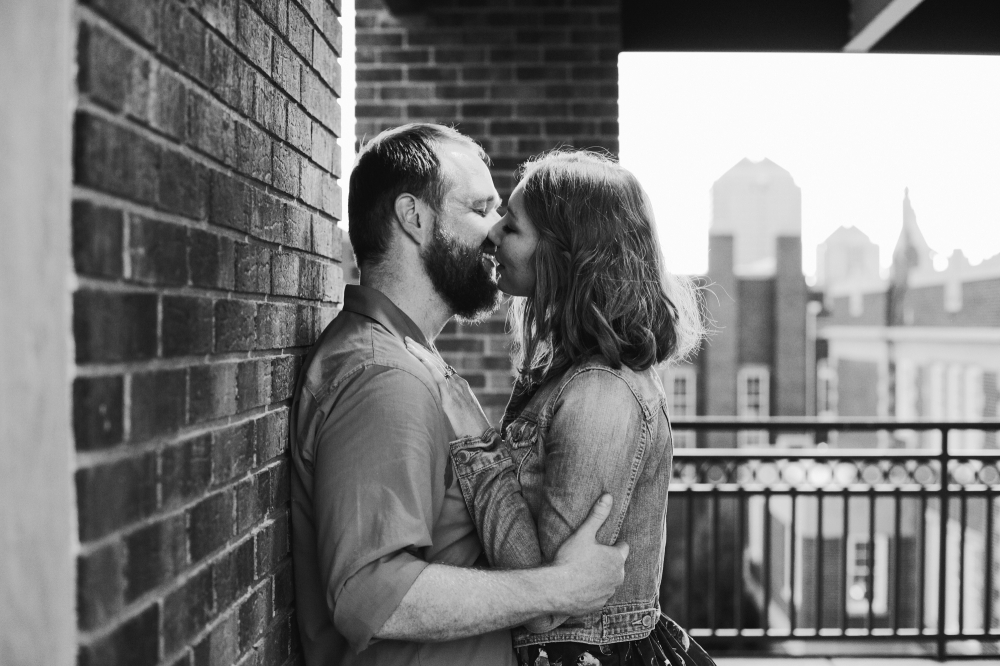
xmin=210 ymin=171 xmax=252 ymax=231
xmin=129 ymin=216 xmax=188 ymax=285
xmin=189 ymin=489 xmax=235 ymax=563
xmin=190 ymin=0 xmax=237 ymax=39
xmin=287 ymin=103 xmax=312 ymax=153
xmin=212 ymin=537 xmax=255 ymax=609
xmin=215 ymin=300 xmax=259 ymax=352
xmin=254 ymin=77 xmax=288 ymax=139
xmin=238 ymin=584 xmax=272 ymax=651
xmin=192 ymin=611 xmax=238 ymax=666
xmin=273 ymin=41 xmax=302 ymax=102
xmin=189 ymin=363 xmax=238 ymax=423
xmin=300 ymin=160 xmax=323 ymax=210
xmin=163 ymin=567 xmax=214 ymax=653
xmin=73 ymin=375 xmax=124 ymax=450
xmin=76 ymin=453 xmax=158 ymax=541
xmin=187 ymin=91 xmax=236 ymax=163
xmin=234 ymin=242 xmax=272 ymax=294
xmin=236 ymin=122 xmax=273 ymax=184
xmin=255 ymin=409 xmax=289 ymax=461
xmin=268 ymin=354 xmax=300 ymax=404
xmin=153 ymin=67 xmax=188 ymax=140
xmin=301 ymin=69 xmax=338 ymax=129
xmin=254 ymin=302 xmax=297 ymax=349
xmin=78 ymin=603 xmax=159 ymax=666
xmin=313 ymin=32 xmax=340 ymax=94
xmin=163 ymin=296 xmax=214 ymax=357
xmin=72 ymin=200 xmax=123 ymax=278
xmin=259 ymin=614 xmax=292 ymax=665
xmin=159 ymin=150 xmax=210 ymax=219
xmin=260 ymin=0 xmax=288 ymax=33
xmin=82 ymin=0 xmax=159 ymax=46
xmin=77 ymin=541 xmax=126 ymax=630
xmin=130 ymin=368 xmax=188 ymax=441
xmin=320 ymin=173 xmax=341 ymax=219
xmin=237 ymin=359 xmax=272 ymax=411
xmin=78 ymin=22 xmax=151 ymax=120
xmin=272 ymin=253 xmax=300 ymax=296
xmin=255 ymin=512 xmax=289 ymax=576
xmin=284 ymin=205 xmax=311 ymax=250
xmin=311 ymin=216 xmax=337 ymax=259
xmin=160 ymin=0 xmax=206 ymax=79
xmin=355 ymin=66 xmax=403 ymax=83
xmin=124 ymin=514 xmax=187 ymax=601
xmin=205 ymin=34 xmax=241 ymax=109
xmin=74 ymin=113 xmax=160 ymax=206
xmin=250 ymin=191 xmax=284 ymax=243
xmin=189 ymin=229 xmax=237 ymax=290
xmin=73 ymin=290 xmax=158 ymax=364
xmin=310 ymin=124 xmax=336 ymax=171
xmin=236 ymin=1 xmax=273 ymax=71
xmin=273 ymin=560 xmax=294 ymax=613
xmin=236 ymin=473 xmax=268 ymax=534
xmin=286 ymin=2 xmax=314 ymax=61
xmin=161 ymin=434 xmax=213 ymax=508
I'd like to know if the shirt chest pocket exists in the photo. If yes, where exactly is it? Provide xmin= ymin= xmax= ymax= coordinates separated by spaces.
xmin=505 ymin=418 xmax=544 ymax=507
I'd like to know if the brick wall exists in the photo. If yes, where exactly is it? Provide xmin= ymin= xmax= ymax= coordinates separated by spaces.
xmin=71 ymin=0 xmax=343 ymax=664
xmin=354 ymin=0 xmax=620 ymax=423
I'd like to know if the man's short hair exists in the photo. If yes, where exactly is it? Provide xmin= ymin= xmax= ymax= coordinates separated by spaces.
xmin=348 ymin=123 xmax=488 ymax=267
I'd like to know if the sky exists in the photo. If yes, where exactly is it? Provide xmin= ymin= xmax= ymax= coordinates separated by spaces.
xmin=619 ymin=52 xmax=1000 ymax=279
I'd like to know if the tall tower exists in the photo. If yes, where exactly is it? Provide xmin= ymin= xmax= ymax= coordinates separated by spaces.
xmin=700 ymin=158 xmax=808 ymax=444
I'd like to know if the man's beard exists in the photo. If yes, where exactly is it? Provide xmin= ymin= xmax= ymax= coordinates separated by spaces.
xmin=422 ymin=220 xmax=502 ymax=324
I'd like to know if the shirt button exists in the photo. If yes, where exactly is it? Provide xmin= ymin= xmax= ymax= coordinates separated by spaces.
xmin=641 ymin=615 xmax=653 ymax=627
xmin=455 ymin=451 xmax=471 ymax=464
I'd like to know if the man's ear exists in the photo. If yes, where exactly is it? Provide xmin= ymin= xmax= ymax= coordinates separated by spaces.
xmin=394 ymin=193 xmax=431 ymax=246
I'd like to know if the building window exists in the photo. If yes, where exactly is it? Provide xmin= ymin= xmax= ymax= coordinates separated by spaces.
xmin=846 ymin=534 xmax=888 ymax=616
xmin=665 ymin=367 xmax=697 ymax=448
xmin=817 ymin=359 xmax=838 ymax=418
xmin=737 ymin=366 xmax=770 ymax=446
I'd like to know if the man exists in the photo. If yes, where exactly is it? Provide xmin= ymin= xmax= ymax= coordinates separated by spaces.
xmin=290 ymin=123 xmax=629 ymax=666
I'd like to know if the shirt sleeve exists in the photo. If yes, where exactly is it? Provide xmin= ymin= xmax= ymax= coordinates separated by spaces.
xmin=311 ymin=365 xmax=449 ymax=653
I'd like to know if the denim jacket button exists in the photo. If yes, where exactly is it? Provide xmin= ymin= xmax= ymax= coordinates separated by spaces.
xmin=641 ymin=615 xmax=652 ymax=628
xmin=455 ymin=450 xmax=471 ymax=464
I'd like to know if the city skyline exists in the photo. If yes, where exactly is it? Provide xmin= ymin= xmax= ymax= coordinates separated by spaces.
xmin=620 ymin=51 xmax=1000 ymax=280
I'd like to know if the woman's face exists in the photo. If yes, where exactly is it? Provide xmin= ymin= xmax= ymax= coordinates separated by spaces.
xmin=488 ymin=184 xmax=539 ymax=297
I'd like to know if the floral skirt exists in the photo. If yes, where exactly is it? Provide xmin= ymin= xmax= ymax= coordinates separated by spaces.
xmin=515 ymin=614 xmax=715 ymax=666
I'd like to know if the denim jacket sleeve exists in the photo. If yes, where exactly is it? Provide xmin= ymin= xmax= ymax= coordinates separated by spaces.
xmin=450 ymin=367 xmax=648 ymax=598
xmin=449 ymin=426 xmax=544 ymax=571
xmin=533 ymin=369 xmax=647 ymax=560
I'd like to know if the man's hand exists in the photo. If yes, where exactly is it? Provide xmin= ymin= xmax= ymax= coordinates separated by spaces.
xmin=548 ymin=493 xmax=629 ymax=617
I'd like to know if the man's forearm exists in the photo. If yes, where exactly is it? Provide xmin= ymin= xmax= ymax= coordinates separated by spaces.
xmin=374 ymin=562 xmax=565 ymax=642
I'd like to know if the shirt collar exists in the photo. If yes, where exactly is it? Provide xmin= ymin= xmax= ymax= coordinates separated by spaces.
xmin=342 ymin=284 xmax=432 ymax=349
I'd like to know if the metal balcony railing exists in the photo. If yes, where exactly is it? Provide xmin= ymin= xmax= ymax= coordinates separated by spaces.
xmin=663 ymin=418 xmax=1000 ymax=661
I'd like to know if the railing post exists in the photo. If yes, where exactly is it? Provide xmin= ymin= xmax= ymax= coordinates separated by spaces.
xmin=936 ymin=427 xmax=950 ymax=661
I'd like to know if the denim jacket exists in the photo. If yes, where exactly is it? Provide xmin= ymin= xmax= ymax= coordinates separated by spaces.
xmin=450 ymin=358 xmax=674 ymax=647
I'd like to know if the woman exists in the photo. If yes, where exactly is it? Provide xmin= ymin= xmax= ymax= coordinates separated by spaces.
xmin=407 ymin=150 xmax=713 ymax=666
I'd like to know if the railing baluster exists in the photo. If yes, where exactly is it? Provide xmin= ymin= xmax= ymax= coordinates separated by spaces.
xmin=816 ymin=492 xmax=824 ymax=634
xmin=764 ymin=490 xmax=772 ymax=636
xmin=920 ymin=492 xmax=927 ymax=635
xmin=937 ymin=427 xmax=950 ymax=661
xmin=986 ymin=492 xmax=994 ymax=636
xmin=893 ymin=489 xmax=902 ymax=635
xmin=841 ymin=489 xmax=849 ymax=635
xmin=736 ymin=488 xmax=745 ymax=634
xmin=959 ymin=491 xmax=967 ymax=636
xmin=686 ymin=493 xmax=694 ymax=630
xmin=867 ymin=487 xmax=876 ymax=634
xmin=790 ymin=489 xmax=798 ymax=634
xmin=711 ymin=487 xmax=719 ymax=635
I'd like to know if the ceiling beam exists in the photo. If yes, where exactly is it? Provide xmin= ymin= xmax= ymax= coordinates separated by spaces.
xmin=845 ymin=0 xmax=927 ymax=51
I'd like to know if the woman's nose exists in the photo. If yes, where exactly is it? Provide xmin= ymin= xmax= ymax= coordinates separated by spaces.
xmin=487 ymin=219 xmax=504 ymax=248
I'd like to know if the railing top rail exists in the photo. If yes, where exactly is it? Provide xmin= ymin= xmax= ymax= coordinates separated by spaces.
xmin=670 ymin=417 xmax=1000 ymax=431
xmin=672 ymin=447 xmax=1000 ymax=460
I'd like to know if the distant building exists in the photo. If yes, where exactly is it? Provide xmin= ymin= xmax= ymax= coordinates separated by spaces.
xmin=816 ymin=225 xmax=881 ymax=289
xmin=660 ymin=158 xmax=812 ymax=448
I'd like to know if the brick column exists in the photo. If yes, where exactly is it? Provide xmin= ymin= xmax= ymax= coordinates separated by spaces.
xmin=774 ymin=235 xmax=807 ymax=416
xmin=71 ymin=1 xmax=343 ymax=664
xmin=702 ymin=234 xmax=737 ymax=446
xmin=354 ymin=0 xmax=620 ymax=422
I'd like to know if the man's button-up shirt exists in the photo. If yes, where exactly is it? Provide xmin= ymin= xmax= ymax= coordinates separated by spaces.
xmin=289 ymin=284 xmax=515 ymax=666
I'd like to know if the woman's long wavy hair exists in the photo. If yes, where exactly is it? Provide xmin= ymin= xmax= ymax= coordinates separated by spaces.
xmin=509 ymin=150 xmax=704 ymax=384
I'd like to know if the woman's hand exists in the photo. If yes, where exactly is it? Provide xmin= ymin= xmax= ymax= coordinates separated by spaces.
xmin=405 ymin=337 xmax=493 ymax=438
